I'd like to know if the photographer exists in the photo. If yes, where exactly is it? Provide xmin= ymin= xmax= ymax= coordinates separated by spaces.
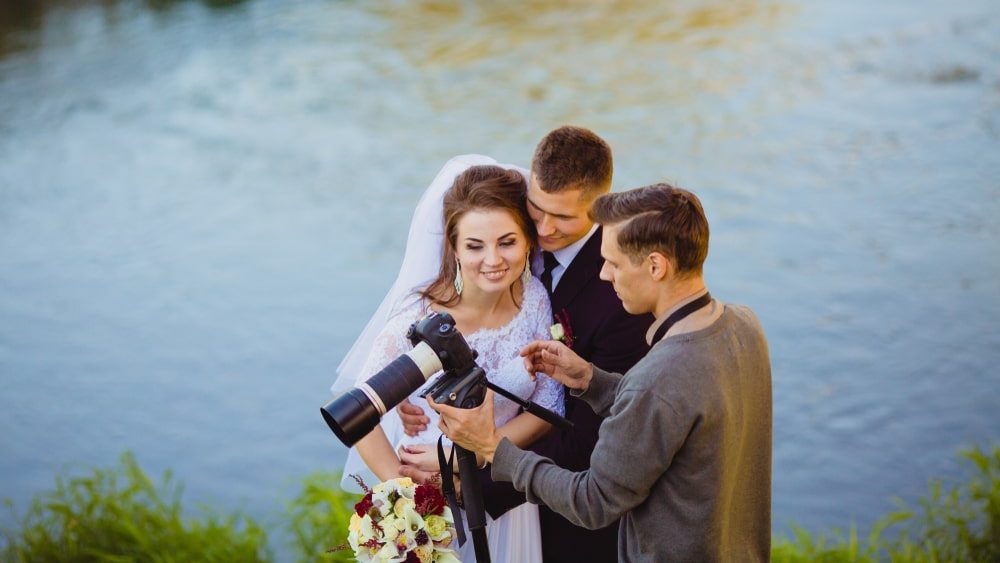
xmin=430 ymin=184 xmax=773 ymax=562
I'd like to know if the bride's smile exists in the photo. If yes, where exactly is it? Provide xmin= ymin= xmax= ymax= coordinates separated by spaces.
xmin=481 ymin=268 xmax=509 ymax=281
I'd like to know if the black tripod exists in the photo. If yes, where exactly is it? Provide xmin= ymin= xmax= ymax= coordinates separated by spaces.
xmin=454 ymin=444 xmax=491 ymax=563
xmin=436 ymin=378 xmax=573 ymax=563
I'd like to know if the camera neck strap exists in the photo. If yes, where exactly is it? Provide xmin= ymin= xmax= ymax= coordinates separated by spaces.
xmin=651 ymin=292 xmax=713 ymax=344
xmin=437 ymin=436 xmax=467 ymax=546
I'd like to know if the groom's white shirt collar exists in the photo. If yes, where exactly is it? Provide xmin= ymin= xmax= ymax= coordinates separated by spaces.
xmin=533 ymin=224 xmax=599 ymax=291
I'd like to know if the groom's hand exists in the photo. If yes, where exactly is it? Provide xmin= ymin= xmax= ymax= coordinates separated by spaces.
xmin=520 ymin=340 xmax=593 ymax=392
xmin=397 ymin=398 xmax=429 ymax=436
xmin=428 ymin=390 xmax=502 ymax=463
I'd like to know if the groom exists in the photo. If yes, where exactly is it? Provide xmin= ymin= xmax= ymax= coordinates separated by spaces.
xmin=399 ymin=125 xmax=653 ymax=562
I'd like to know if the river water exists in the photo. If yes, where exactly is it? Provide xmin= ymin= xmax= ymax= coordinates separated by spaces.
xmin=1 ymin=0 xmax=998 ymax=554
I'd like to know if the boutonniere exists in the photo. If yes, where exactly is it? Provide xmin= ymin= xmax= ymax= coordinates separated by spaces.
xmin=549 ymin=309 xmax=575 ymax=349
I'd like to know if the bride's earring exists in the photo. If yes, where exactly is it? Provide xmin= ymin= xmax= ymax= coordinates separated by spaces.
xmin=454 ymin=257 xmax=464 ymax=295
xmin=522 ymin=255 xmax=532 ymax=285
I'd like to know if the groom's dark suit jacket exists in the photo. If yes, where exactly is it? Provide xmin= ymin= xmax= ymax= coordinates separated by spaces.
xmin=479 ymin=226 xmax=653 ymax=563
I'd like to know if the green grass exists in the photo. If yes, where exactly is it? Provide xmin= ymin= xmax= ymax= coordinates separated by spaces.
xmin=773 ymin=444 xmax=1000 ymax=562
xmin=0 ymin=452 xmax=269 ymax=562
xmin=2 ymin=445 xmax=998 ymax=562
xmin=283 ymin=472 xmax=356 ymax=562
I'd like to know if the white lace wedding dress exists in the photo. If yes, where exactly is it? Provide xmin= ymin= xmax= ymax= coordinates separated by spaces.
xmin=354 ymin=276 xmax=562 ymax=563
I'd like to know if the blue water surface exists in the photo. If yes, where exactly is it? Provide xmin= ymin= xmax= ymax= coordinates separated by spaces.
xmin=0 ymin=0 xmax=998 ymax=555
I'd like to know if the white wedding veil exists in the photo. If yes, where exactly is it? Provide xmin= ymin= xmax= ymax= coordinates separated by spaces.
xmin=331 ymin=154 xmax=529 ymax=492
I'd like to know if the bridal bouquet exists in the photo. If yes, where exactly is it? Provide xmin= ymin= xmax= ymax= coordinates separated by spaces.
xmin=344 ymin=476 xmax=460 ymax=563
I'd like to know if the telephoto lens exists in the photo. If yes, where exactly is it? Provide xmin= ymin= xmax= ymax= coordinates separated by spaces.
xmin=321 ymin=340 xmax=442 ymax=446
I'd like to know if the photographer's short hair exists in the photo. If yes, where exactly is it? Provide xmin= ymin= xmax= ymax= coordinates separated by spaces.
xmin=531 ymin=126 xmax=613 ymax=200
xmin=589 ymin=184 xmax=709 ymax=277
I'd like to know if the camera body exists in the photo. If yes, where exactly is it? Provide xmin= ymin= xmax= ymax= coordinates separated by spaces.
xmin=407 ymin=312 xmax=487 ymax=410
xmin=321 ymin=311 xmax=485 ymax=447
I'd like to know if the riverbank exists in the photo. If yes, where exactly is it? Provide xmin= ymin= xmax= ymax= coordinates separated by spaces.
xmin=3 ymin=444 xmax=996 ymax=562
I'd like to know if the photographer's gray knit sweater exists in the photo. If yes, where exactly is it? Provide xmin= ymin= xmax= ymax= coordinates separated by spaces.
xmin=491 ymin=304 xmax=772 ymax=562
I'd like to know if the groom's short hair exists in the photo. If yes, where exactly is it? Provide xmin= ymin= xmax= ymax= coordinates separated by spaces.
xmin=531 ymin=126 xmax=613 ymax=200
xmin=590 ymin=183 xmax=710 ymax=277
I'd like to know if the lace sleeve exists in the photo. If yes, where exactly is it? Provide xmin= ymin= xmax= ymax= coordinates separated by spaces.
xmin=353 ymin=307 xmax=416 ymax=386
xmin=525 ymin=278 xmax=565 ymax=416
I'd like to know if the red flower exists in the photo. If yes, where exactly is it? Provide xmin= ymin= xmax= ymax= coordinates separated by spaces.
xmin=415 ymin=529 xmax=430 ymax=545
xmin=360 ymin=538 xmax=382 ymax=550
xmin=354 ymin=492 xmax=374 ymax=517
xmin=414 ymin=483 xmax=446 ymax=516
xmin=349 ymin=473 xmax=371 ymax=494
xmin=555 ymin=309 xmax=575 ymax=349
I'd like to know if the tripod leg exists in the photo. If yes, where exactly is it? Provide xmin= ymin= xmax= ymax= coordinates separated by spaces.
xmin=456 ymin=445 xmax=491 ymax=563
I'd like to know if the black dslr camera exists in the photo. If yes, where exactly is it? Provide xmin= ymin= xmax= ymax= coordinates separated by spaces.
xmin=321 ymin=311 xmax=487 ymax=447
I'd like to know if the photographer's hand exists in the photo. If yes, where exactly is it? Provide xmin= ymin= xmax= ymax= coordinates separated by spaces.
xmin=428 ymin=390 xmax=502 ymax=464
xmin=520 ymin=340 xmax=593 ymax=392
xmin=396 ymin=398 xmax=429 ymax=436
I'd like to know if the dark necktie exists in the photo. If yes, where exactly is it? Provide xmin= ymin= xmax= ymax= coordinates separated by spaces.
xmin=540 ymin=251 xmax=559 ymax=294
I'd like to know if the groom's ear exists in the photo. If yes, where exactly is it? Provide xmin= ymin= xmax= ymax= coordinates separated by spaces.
xmin=647 ymin=252 xmax=673 ymax=281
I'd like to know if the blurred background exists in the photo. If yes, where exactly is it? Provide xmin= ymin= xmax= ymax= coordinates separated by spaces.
xmin=1 ymin=0 xmax=997 ymax=555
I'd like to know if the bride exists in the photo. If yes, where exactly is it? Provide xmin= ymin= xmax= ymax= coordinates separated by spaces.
xmin=332 ymin=155 xmax=563 ymax=562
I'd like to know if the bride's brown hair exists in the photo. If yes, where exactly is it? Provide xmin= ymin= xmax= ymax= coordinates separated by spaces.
xmin=420 ymin=165 xmax=536 ymax=308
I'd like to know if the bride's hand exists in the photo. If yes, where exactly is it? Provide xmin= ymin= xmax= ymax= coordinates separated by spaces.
xmin=397 ymin=399 xmax=430 ymax=436
xmin=398 ymin=444 xmax=442 ymax=474
xmin=398 ymin=464 xmax=439 ymax=485
xmin=398 ymin=443 xmax=441 ymax=485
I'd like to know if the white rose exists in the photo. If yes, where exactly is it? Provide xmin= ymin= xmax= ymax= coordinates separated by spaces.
xmin=394 ymin=497 xmax=415 ymax=517
xmin=549 ymin=323 xmax=565 ymax=341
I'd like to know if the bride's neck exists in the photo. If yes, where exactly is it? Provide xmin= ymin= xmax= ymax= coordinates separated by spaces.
xmin=458 ymin=283 xmax=516 ymax=317
xmin=427 ymin=281 xmax=522 ymax=333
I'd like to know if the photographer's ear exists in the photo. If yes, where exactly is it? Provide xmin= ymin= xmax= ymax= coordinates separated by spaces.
xmin=647 ymin=251 xmax=673 ymax=282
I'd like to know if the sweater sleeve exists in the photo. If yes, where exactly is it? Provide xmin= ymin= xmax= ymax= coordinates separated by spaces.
xmin=571 ymin=364 xmax=624 ymax=417
xmin=492 ymin=385 xmax=690 ymax=530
